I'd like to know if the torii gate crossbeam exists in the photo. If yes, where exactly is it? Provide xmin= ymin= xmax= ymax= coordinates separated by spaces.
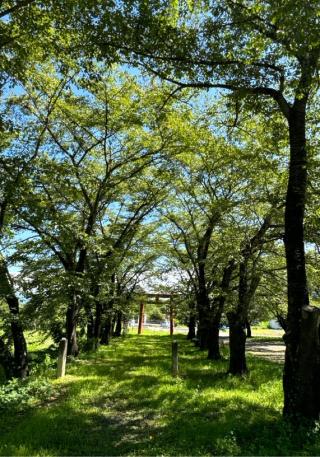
xmin=137 ymin=293 xmax=179 ymax=336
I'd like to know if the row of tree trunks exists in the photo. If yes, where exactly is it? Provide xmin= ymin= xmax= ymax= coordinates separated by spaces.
xmin=65 ymin=259 xmax=119 ymax=354
xmin=85 ymin=305 xmax=116 ymax=349
xmin=84 ymin=283 xmax=102 ymax=351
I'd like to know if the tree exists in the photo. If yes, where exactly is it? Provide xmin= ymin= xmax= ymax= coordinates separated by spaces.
xmin=161 ymin=103 xmax=286 ymax=368
xmin=227 ymin=212 xmax=273 ymax=374
xmin=12 ymin=68 xmax=175 ymax=355
xmin=163 ymin=137 xmax=239 ymax=356
xmin=94 ymin=0 xmax=320 ymax=418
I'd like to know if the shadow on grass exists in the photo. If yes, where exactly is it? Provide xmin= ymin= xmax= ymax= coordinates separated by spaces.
xmin=0 ymin=334 xmax=318 ymax=456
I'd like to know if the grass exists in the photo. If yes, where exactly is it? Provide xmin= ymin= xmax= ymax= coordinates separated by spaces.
xmin=0 ymin=332 xmax=319 ymax=456
xmin=251 ymin=327 xmax=284 ymax=338
xmin=26 ymin=331 xmax=54 ymax=353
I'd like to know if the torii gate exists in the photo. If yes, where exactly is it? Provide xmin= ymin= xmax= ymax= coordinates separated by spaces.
xmin=137 ymin=293 xmax=178 ymax=336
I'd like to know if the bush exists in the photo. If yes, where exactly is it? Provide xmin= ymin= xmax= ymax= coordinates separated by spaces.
xmin=0 ymin=376 xmax=54 ymax=411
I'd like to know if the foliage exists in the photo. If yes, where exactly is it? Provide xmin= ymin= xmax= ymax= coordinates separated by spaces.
xmin=0 ymin=376 xmax=54 ymax=412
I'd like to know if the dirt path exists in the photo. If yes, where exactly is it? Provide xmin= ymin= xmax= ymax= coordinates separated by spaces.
xmin=220 ymin=336 xmax=285 ymax=363
xmin=245 ymin=338 xmax=285 ymax=363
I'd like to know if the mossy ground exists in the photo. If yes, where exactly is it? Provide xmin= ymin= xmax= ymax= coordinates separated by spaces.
xmin=0 ymin=331 xmax=319 ymax=456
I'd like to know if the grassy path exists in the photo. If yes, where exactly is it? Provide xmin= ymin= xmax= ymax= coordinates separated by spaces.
xmin=0 ymin=333 xmax=318 ymax=456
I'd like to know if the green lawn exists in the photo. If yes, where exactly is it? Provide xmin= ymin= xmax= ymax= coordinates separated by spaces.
xmin=0 ymin=332 xmax=319 ymax=456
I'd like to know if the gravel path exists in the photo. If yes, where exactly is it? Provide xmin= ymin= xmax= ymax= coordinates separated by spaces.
xmin=245 ymin=338 xmax=285 ymax=363
xmin=219 ymin=336 xmax=285 ymax=363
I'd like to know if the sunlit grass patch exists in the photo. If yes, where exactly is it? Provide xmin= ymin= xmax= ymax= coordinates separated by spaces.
xmin=0 ymin=332 xmax=319 ymax=456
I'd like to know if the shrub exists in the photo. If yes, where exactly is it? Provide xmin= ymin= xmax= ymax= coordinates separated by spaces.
xmin=0 ymin=376 xmax=54 ymax=411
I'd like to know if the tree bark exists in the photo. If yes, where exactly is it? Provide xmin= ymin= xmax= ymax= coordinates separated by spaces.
xmin=93 ymin=301 xmax=103 ymax=346
xmin=276 ymin=312 xmax=287 ymax=331
xmin=207 ymin=260 xmax=236 ymax=360
xmin=65 ymin=292 xmax=79 ymax=356
xmin=283 ymin=101 xmax=314 ymax=418
xmin=187 ymin=312 xmax=196 ymax=340
xmin=86 ymin=314 xmax=95 ymax=350
xmin=246 ymin=320 xmax=252 ymax=338
xmin=207 ymin=319 xmax=221 ymax=360
xmin=138 ymin=302 xmax=144 ymax=334
xmin=195 ymin=219 xmax=217 ymax=349
xmin=227 ymin=311 xmax=247 ymax=375
xmin=0 ymin=335 xmax=14 ymax=379
xmin=7 ymin=295 xmax=29 ymax=378
xmin=196 ymin=288 xmax=211 ymax=350
xmin=114 ymin=311 xmax=122 ymax=337
xmin=122 ymin=316 xmax=129 ymax=335
xmin=197 ymin=316 xmax=210 ymax=349
xmin=294 ymin=306 xmax=320 ymax=419
xmin=227 ymin=258 xmax=261 ymax=374
xmin=0 ymin=261 xmax=28 ymax=378
xmin=100 ymin=316 xmax=112 ymax=345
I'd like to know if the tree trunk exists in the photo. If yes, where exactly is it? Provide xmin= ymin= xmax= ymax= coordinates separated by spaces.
xmin=0 ymin=261 xmax=28 ymax=378
xmin=207 ymin=260 xmax=236 ymax=360
xmin=228 ymin=312 xmax=247 ymax=375
xmin=66 ymin=293 xmax=79 ymax=356
xmin=196 ymin=290 xmax=211 ymax=350
xmin=276 ymin=312 xmax=287 ymax=331
xmin=283 ymin=102 xmax=314 ymax=418
xmin=138 ymin=302 xmax=144 ymax=334
xmin=246 ymin=320 xmax=252 ymax=338
xmin=197 ymin=317 xmax=210 ymax=350
xmin=86 ymin=314 xmax=95 ymax=350
xmin=100 ymin=316 xmax=112 ymax=345
xmin=169 ymin=304 xmax=174 ymax=336
xmin=207 ymin=319 xmax=221 ymax=360
xmin=227 ymin=259 xmax=260 ymax=374
xmin=294 ymin=306 xmax=320 ymax=418
xmin=123 ymin=316 xmax=129 ymax=335
xmin=0 ymin=336 xmax=14 ymax=379
xmin=227 ymin=260 xmax=249 ymax=374
xmin=187 ymin=313 xmax=196 ymax=340
xmin=114 ymin=311 xmax=122 ymax=337
xmin=8 ymin=296 xmax=29 ymax=379
xmin=93 ymin=301 xmax=103 ymax=347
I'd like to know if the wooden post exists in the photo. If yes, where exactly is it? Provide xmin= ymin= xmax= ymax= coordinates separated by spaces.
xmin=170 ymin=303 xmax=174 ymax=336
xmin=172 ymin=340 xmax=179 ymax=377
xmin=138 ymin=302 xmax=144 ymax=334
xmin=57 ymin=337 xmax=68 ymax=378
